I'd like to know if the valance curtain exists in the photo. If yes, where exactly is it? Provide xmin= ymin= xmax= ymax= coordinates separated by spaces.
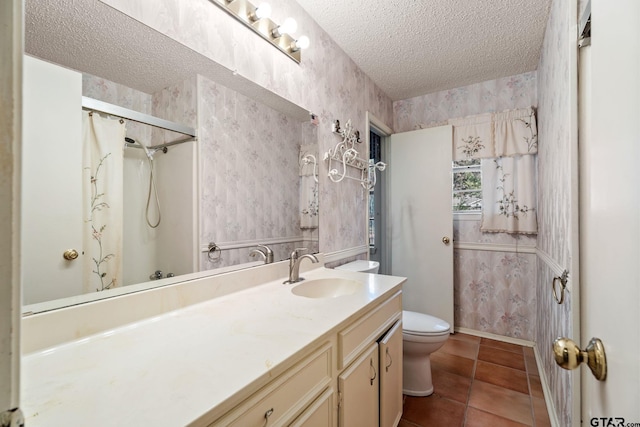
xmin=451 ymin=107 xmax=538 ymax=234
xmin=82 ymin=111 xmax=126 ymax=292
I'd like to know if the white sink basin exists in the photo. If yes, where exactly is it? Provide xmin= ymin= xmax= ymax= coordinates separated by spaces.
xmin=291 ymin=278 xmax=362 ymax=298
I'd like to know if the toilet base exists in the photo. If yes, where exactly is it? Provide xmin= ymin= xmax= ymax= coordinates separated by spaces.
xmin=402 ymin=354 xmax=435 ymax=396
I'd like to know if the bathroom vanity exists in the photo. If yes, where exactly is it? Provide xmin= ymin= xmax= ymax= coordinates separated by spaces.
xmin=21 ymin=258 xmax=405 ymax=426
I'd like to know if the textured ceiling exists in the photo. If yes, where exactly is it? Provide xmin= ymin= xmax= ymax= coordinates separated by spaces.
xmin=24 ymin=0 xmax=309 ymax=121
xmin=25 ymin=0 xmax=552 ymax=108
xmin=294 ymin=0 xmax=552 ymax=100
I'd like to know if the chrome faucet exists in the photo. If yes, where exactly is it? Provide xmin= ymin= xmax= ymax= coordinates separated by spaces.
xmin=249 ymin=244 xmax=274 ymax=264
xmin=284 ymin=248 xmax=319 ymax=284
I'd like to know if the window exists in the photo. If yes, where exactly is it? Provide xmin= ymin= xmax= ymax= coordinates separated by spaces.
xmin=452 ymin=159 xmax=482 ymax=212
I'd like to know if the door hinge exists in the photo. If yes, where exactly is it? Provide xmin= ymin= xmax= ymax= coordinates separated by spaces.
xmin=579 ymin=1 xmax=591 ymax=48
xmin=337 ymin=391 xmax=343 ymax=408
xmin=1 ymin=408 xmax=25 ymax=427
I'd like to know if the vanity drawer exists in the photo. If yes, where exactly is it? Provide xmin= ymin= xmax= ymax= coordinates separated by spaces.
xmin=338 ymin=291 xmax=402 ymax=369
xmin=209 ymin=343 xmax=332 ymax=427
xmin=289 ymin=388 xmax=334 ymax=427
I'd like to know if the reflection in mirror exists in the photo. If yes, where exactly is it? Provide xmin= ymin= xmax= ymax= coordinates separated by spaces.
xmin=22 ymin=1 xmax=319 ymax=312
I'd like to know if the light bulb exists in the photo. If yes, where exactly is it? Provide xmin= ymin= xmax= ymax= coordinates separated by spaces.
xmin=292 ymin=35 xmax=310 ymax=51
xmin=279 ymin=17 xmax=298 ymax=35
xmin=249 ymin=2 xmax=271 ymax=21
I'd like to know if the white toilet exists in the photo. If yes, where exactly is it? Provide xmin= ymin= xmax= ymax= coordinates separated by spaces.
xmin=334 ymin=260 xmax=380 ymax=274
xmin=334 ymin=260 xmax=451 ymax=396
xmin=402 ymin=310 xmax=450 ymax=396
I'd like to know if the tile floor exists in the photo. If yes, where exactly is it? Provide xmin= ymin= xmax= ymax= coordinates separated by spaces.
xmin=399 ymin=333 xmax=551 ymax=427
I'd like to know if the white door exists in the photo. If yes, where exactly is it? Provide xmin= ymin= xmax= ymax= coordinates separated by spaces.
xmin=389 ymin=126 xmax=454 ymax=326
xmin=578 ymin=0 xmax=640 ymax=423
xmin=22 ymin=56 xmax=83 ymax=305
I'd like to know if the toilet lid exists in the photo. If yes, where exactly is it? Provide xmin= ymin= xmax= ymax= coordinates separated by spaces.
xmin=403 ymin=310 xmax=450 ymax=335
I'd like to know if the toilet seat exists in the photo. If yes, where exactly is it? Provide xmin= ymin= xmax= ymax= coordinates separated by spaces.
xmin=403 ymin=310 xmax=450 ymax=336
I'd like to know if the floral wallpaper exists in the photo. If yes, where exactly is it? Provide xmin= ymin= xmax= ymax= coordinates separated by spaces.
xmin=535 ymin=0 xmax=577 ymax=424
xmin=454 ymin=219 xmax=537 ymax=340
xmin=101 ymin=0 xmax=395 ymax=255
xmin=197 ymin=74 xmax=308 ymax=268
xmin=392 ymin=72 xmax=538 ymax=340
xmin=393 ymin=71 xmax=537 ymax=133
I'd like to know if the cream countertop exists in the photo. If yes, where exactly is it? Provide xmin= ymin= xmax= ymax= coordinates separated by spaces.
xmin=21 ymin=266 xmax=404 ymax=426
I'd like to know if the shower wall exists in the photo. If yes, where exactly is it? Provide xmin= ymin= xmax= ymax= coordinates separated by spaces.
xmin=151 ymin=77 xmax=198 ymax=279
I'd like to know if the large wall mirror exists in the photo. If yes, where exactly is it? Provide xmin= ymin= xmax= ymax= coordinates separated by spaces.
xmin=22 ymin=0 xmax=319 ymax=313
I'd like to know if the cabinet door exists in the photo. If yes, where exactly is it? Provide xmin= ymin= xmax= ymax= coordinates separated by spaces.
xmin=338 ymin=342 xmax=379 ymax=427
xmin=379 ymin=321 xmax=403 ymax=427
xmin=289 ymin=388 xmax=334 ymax=427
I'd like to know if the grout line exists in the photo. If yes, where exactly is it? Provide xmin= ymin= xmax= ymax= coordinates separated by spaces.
xmin=461 ymin=339 xmax=480 ymax=427
xmin=525 ymin=347 xmax=538 ymax=426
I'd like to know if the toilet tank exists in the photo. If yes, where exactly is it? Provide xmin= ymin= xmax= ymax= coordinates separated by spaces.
xmin=334 ymin=260 xmax=380 ymax=274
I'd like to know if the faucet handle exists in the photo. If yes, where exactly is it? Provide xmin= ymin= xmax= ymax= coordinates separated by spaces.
xmin=294 ymin=247 xmax=309 ymax=256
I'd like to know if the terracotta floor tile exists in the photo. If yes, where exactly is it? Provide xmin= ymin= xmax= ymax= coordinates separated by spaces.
xmin=440 ymin=338 xmax=480 ymax=360
xmin=525 ymin=355 xmax=539 ymax=376
xmin=468 ymin=380 xmax=533 ymax=425
xmin=478 ymin=345 xmax=526 ymax=371
xmin=522 ymin=346 xmax=535 ymax=358
xmin=432 ymin=368 xmax=472 ymax=404
xmin=403 ymin=395 xmax=466 ymax=427
xmin=474 ymin=360 xmax=529 ymax=394
xmin=532 ymin=397 xmax=551 ymax=426
xmin=402 ymin=338 xmax=552 ymax=427
xmin=431 ymin=351 xmax=476 ymax=378
xmin=465 ymin=407 xmax=530 ymax=427
xmin=398 ymin=419 xmax=421 ymax=427
xmin=528 ymin=374 xmax=544 ymax=399
xmin=450 ymin=333 xmax=482 ymax=343
xmin=480 ymin=338 xmax=525 ymax=354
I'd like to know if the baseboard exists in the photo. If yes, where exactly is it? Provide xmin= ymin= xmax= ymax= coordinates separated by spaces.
xmin=533 ymin=344 xmax=561 ymax=427
xmin=454 ymin=327 xmax=535 ymax=347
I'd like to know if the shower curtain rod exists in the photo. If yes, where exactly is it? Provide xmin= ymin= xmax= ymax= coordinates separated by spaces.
xmin=81 ymin=96 xmax=197 ymax=142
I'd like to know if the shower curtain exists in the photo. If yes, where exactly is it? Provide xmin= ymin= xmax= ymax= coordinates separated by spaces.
xmin=82 ymin=111 xmax=126 ymax=292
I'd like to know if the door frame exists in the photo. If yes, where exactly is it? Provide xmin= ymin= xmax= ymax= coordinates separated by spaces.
xmin=0 ymin=0 xmax=23 ymax=421
xmin=365 ymin=112 xmax=393 ymax=274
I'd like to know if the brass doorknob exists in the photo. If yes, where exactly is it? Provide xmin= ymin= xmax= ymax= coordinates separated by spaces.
xmin=442 ymin=236 xmax=450 ymax=244
xmin=63 ymin=249 xmax=79 ymax=261
xmin=553 ymin=337 xmax=607 ymax=381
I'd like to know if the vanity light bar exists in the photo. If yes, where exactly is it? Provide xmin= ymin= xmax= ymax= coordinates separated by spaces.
xmin=209 ymin=0 xmax=309 ymax=63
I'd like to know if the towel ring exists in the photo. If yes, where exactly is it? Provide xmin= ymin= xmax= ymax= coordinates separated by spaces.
xmin=207 ymin=242 xmax=221 ymax=261
xmin=552 ymin=270 xmax=569 ymax=304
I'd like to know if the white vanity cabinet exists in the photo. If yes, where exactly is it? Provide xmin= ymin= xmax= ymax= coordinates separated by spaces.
xmin=203 ymin=290 xmax=403 ymax=427
xmin=378 ymin=320 xmax=403 ymax=427
xmin=338 ymin=342 xmax=380 ymax=426
xmin=206 ymin=343 xmax=333 ymax=427
xmin=337 ymin=292 xmax=403 ymax=427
